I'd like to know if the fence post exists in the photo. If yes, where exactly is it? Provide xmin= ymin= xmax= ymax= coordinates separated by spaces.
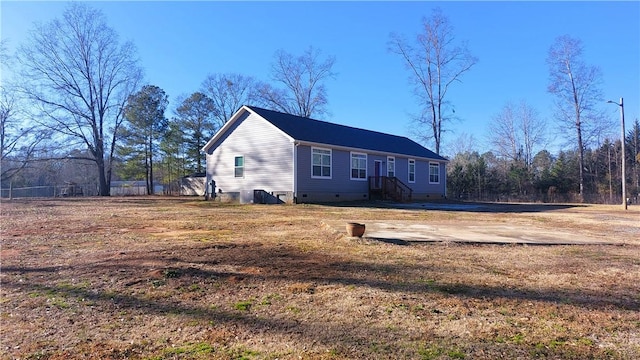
xmin=9 ymin=181 xmax=12 ymax=200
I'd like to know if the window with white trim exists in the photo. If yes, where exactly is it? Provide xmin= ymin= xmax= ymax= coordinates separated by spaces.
xmin=350 ymin=152 xmax=367 ymax=180
xmin=408 ymin=159 xmax=415 ymax=183
xmin=312 ymin=147 xmax=331 ymax=178
xmin=429 ymin=162 xmax=440 ymax=184
xmin=234 ymin=156 xmax=244 ymax=178
xmin=387 ymin=157 xmax=395 ymax=177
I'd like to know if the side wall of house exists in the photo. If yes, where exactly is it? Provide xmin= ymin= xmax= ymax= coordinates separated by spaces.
xmin=205 ymin=111 xmax=294 ymax=202
xmin=411 ymin=160 xmax=447 ymax=200
xmin=296 ymin=145 xmax=369 ymax=202
xmin=295 ymin=145 xmax=446 ymax=202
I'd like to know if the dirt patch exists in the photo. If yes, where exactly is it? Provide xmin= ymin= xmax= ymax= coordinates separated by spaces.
xmin=1 ymin=198 xmax=639 ymax=359
xmin=0 ymin=248 xmax=20 ymax=260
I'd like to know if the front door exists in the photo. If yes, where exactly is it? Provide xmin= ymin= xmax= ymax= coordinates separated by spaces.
xmin=374 ymin=160 xmax=382 ymax=188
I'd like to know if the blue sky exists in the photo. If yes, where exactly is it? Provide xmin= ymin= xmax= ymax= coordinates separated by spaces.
xmin=2 ymin=1 xmax=639 ymax=157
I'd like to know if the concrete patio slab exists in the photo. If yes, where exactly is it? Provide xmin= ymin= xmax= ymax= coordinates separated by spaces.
xmin=323 ymin=220 xmax=615 ymax=246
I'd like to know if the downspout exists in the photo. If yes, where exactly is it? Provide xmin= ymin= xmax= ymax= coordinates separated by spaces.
xmin=293 ymin=141 xmax=299 ymax=203
xmin=204 ymin=152 xmax=211 ymax=200
xmin=443 ymin=162 xmax=447 ymax=199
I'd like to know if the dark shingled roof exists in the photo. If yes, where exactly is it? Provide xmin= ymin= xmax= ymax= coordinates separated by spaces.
xmin=247 ymin=106 xmax=447 ymax=161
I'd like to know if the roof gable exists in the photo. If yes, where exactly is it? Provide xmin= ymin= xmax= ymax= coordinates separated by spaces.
xmin=247 ymin=106 xmax=447 ymax=161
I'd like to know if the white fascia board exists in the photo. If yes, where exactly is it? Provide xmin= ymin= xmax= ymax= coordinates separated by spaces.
xmin=294 ymin=140 xmax=448 ymax=163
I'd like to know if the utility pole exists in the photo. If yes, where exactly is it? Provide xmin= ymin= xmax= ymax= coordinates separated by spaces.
xmin=608 ymin=98 xmax=627 ymax=210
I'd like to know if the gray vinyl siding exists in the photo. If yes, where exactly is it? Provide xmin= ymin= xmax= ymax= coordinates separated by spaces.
xmin=205 ymin=111 xmax=293 ymax=194
xmin=296 ymin=145 xmax=446 ymax=201
xmin=296 ymin=146 xmax=368 ymax=201
xmin=410 ymin=160 xmax=446 ymax=198
xmin=374 ymin=156 xmax=445 ymax=197
xmin=297 ymin=146 xmax=367 ymax=191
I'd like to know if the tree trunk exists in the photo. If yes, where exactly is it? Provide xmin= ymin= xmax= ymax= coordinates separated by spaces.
xmin=430 ymin=102 xmax=439 ymax=155
xmin=96 ymin=154 xmax=110 ymax=196
xmin=571 ymin=72 xmax=584 ymax=198
xmin=633 ymin=123 xmax=639 ymax=190
xmin=577 ymin=131 xmax=585 ymax=198
xmin=149 ymin=135 xmax=154 ymax=195
xmin=196 ymin=134 xmax=202 ymax=173
xmin=608 ymin=145 xmax=613 ymax=203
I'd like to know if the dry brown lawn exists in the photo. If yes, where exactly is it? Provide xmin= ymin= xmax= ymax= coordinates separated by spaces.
xmin=1 ymin=197 xmax=639 ymax=359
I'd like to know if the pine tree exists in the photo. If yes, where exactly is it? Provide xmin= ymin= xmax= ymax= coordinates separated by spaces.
xmin=118 ymin=85 xmax=168 ymax=194
xmin=174 ymin=92 xmax=216 ymax=174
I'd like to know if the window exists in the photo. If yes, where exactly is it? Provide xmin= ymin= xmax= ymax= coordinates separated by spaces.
xmin=351 ymin=152 xmax=367 ymax=180
xmin=312 ymin=147 xmax=331 ymax=178
xmin=387 ymin=157 xmax=395 ymax=177
xmin=429 ymin=162 xmax=440 ymax=183
xmin=234 ymin=156 xmax=244 ymax=178
xmin=408 ymin=159 xmax=415 ymax=183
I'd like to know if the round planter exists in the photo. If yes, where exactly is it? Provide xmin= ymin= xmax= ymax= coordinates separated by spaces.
xmin=346 ymin=222 xmax=366 ymax=237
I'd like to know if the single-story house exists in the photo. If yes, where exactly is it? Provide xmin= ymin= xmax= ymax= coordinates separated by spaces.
xmin=201 ymin=105 xmax=448 ymax=203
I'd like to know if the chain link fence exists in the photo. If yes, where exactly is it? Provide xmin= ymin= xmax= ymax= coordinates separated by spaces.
xmin=1 ymin=184 xmax=98 ymax=199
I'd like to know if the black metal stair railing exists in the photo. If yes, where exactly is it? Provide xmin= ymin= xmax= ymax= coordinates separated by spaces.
xmin=368 ymin=176 xmax=412 ymax=202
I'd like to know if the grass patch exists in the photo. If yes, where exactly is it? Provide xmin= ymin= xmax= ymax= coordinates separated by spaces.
xmin=163 ymin=269 xmax=181 ymax=278
xmin=259 ymin=293 xmax=282 ymax=305
xmin=447 ymin=348 xmax=466 ymax=359
xmin=225 ymin=346 xmax=261 ymax=360
xmin=418 ymin=344 xmax=443 ymax=360
xmin=148 ymin=342 xmax=214 ymax=359
xmin=233 ymin=300 xmax=253 ymax=311
xmin=48 ymin=297 xmax=70 ymax=309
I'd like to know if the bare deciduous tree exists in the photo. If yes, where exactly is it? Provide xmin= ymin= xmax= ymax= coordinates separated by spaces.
xmin=489 ymin=100 xmax=548 ymax=168
xmin=17 ymin=3 xmax=142 ymax=195
xmin=547 ymin=35 xmax=606 ymax=197
xmin=389 ymin=8 xmax=478 ymax=155
xmin=201 ymin=73 xmax=258 ymax=128
xmin=256 ymin=46 xmax=335 ymax=118
xmin=445 ymin=132 xmax=478 ymax=158
xmin=0 ymin=85 xmax=48 ymax=183
xmin=0 ymin=82 xmax=19 ymax=165
xmin=1 ymin=40 xmax=49 ymax=184
xmin=626 ymin=119 xmax=640 ymax=195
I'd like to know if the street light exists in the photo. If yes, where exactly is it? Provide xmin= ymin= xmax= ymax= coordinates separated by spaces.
xmin=607 ymin=97 xmax=627 ymax=210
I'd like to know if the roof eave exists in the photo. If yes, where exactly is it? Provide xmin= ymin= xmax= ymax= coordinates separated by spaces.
xmin=294 ymin=140 xmax=449 ymax=163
